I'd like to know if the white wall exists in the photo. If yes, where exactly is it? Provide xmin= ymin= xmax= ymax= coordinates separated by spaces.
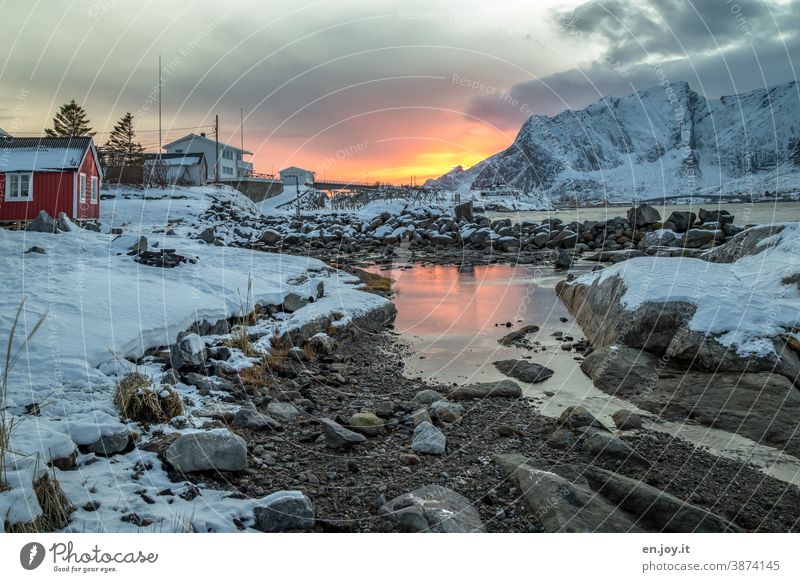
xmin=166 ymin=138 xmax=243 ymax=180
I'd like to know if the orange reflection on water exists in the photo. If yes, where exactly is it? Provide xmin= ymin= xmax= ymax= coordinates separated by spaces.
xmin=382 ymin=264 xmax=534 ymax=337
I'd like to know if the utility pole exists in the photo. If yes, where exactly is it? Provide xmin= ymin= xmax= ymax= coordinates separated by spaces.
xmin=294 ymin=176 xmax=300 ymax=219
xmin=240 ymin=108 xmax=244 ymax=151
xmin=158 ymin=54 xmax=162 ymax=151
xmin=214 ymin=114 xmax=219 ymax=183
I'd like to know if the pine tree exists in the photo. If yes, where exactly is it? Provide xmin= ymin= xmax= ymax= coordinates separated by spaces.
xmin=45 ymin=99 xmax=95 ymax=137
xmin=103 ymin=112 xmax=143 ymax=165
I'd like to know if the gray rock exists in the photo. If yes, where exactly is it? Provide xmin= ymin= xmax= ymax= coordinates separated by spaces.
xmin=454 ymin=201 xmax=474 ymax=222
xmin=550 ymin=248 xmax=573 ymax=268
xmin=198 ymin=227 xmax=215 ymax=243
xmin=448 ymin=380 xmax=522 ymax=400
xmin=698 ymin=208 xmax=733 ymax=225
xmin=665 ymin=211 xmax=696 ymax=232
xmin=320 ymin=418 xmax=367 ymax=449
xmin=497 ymin=325 xmax=540 ymax=346
xmin=267 ymin=401 xmax=300 ymax=421
xmin=308 ymin=333 xmax=337 ymax=355
xmin=25 ymin=246 xmax=47 ymax=254
xmin=612 ymin=409 xmax=644 ymax=430
xmin=26 ymin=210 xmax=57 ymax=233
xmin=282 ymin=292 xmax=308 ymax=313
xmin=165 ymin=429 xmax=247 ymax=472
xmin=411 ymin=408 xmax=432 ymax=427
xmin=86 ymin=428 xmax=131 ymax=456
xmin=411 ymin=421 xmax=446 ymax=455
xmin=129 ymin=235 xmax=148 ymax=254
xmin=170 ymin=333 xmax=206 ymax=371
xmin=577 ymin=427 xmax=649 ymax=466
xmin=380 ymin=485 xmax=484 ymax=532
xmin=413 ymin=389 xmax=445 ymax=405
xmin=559 ymin=405 xmax=608 ymax=430
xmin=430 ymin=400 xmax=464 ymax=423
xmin=253 ymin=491 xmax=315 ymax=532
xmin=288 ymin=347 xmax=306 ymax=362
xmin=493 ymin=359 xmax=554 ymax=383
xmin=683 ymin=228 xmax=721 ymax=247
xmin=184 ymin=372 xmax=233 ymax=392
xmin=627 ymin=204 xmax=661 ymax=227
xmin=56 ymin=212 xmax=76 ymax=232
xmin=232 ymin=406 xmax=281 ymax=430
xmin=161 ymin=369 xmax=181 ymax=386
xmin=259 ymin=228 xmax=282 ymax=244
xmin=546 ymin=428 xmax=576 ymax=449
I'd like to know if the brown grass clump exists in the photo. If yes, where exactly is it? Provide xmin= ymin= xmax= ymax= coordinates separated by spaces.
xmin=303 ymin=342 xmax=317 ymax=362
xmin=114 ymin=372 xmax=184 ymax=424
xmin=225 ymin=327 xmax=257 ymax=357
xmin=5 ymin=470 xmax=74 ymax=533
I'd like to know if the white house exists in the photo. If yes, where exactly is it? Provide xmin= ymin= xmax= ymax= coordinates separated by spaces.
xmin=143 ymin=153 xmax=208 ymax=186
xmin=163 ymin=133 xmax=252 ymax=181
xmin=279 ymin=166 xmax=315 ymax=186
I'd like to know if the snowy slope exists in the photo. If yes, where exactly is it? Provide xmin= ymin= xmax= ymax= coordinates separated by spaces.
xmin=0 ymin=185 xmax=391 ymax=531
xmin=427 ymin=80 xmax=800 ymax=203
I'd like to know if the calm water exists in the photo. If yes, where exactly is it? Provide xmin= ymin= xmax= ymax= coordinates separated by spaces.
xmin=369 ymin=262 xmax=800 ymax=485
xmin=488 ymin=201 xmax=800 ymax=226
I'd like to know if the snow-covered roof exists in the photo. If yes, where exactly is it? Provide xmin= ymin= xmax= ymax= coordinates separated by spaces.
xmin=163 ymin=133 xmax=252 ymax=155
xmin=279 ymin=166 xmax=315 ymax=175
xmin=0 ymin=137 xmax=93 ymax=172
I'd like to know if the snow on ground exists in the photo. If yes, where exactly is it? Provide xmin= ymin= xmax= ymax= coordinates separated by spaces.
xmin=572 ymin=222 xmax=800 ymax=356
xmin=0 ymin=185 xmax=390 ymax=532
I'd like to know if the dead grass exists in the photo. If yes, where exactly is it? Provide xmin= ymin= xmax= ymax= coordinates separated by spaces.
xmin=348 ymin=267 xmax=393 ymax=296
xmin=303 ymin=342 xmax=317 ymax=362
xmin=237 ymin=363 xmax=272 ymax=387
xmin=114 ymin=372 xmax=184 ymax=424
xmin=4 ymin=470 xmax=74 ymax=533
xmin=224 ymin=327 xmax=258 ymax=357
xmin=265 ymin=348 xmax=288 ymax=374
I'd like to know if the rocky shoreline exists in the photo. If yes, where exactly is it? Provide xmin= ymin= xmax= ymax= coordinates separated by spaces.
xmin=167 ymin=329 xmax=800 ymax=533
xmin=195 ymin=199 xmax=753 ymax=268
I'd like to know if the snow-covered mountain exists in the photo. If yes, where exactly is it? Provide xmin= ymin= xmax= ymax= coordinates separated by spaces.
xmin=428 ymin=81 xmax=800 ymax=203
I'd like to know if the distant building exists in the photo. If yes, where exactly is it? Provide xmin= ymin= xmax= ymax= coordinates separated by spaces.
xmin=0 ymin=136 xmax=102 ymax=222
xmin=143 ymin=153 xmax=208 ymax=186
xmin=279 ymin=166 xmax=315 ymax=186
xmin=163 ymin=133 xmax=252 ymax=180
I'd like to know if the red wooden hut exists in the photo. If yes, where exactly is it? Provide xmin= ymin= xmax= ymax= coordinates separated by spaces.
xmin=0 ymin=136 xmax=102 ymax=222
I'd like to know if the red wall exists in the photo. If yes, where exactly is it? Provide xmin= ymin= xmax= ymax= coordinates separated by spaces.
xmin=0 ymin=171 xmax=74 ymax=222
xmin=76 ymin=148 xmax=101 ymax=220
xmin=0 ymin=147 xmax=101 ymax=221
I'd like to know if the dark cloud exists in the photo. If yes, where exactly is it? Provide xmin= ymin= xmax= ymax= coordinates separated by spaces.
xmin=465 ymin=0 xmax=800 ymax=130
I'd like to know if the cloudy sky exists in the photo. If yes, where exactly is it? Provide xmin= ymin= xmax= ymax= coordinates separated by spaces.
xmin=1 ymin=0 xmax=797 ymax=182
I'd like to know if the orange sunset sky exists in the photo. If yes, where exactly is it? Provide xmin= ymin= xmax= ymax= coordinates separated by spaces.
xmin=3 ymin=0 xmax=795 ymax=184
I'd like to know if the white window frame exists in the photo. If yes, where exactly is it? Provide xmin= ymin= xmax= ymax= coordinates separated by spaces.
xmin=79 ymin=173 xmax=87 ymax=203
xmin=5 ymin=173 xmax=34 ymax=202
xmin=90 ymin=176 xmax=98 ymax=204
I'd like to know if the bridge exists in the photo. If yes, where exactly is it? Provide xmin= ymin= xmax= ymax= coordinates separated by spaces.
xmin=313 ymin=179 xmax=386 ymax=191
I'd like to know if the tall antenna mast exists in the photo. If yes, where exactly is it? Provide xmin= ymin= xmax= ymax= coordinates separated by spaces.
xmin=240 ymin=107 xmax=244 ymax=151
xmin=158 ymin=54 xmax=162 ymax=151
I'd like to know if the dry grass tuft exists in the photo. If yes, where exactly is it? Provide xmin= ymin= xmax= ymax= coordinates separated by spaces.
xmin=265 ymin=348 xmax=288 ymax=374
xmin=303 ymin=342 xmax=317 ymax=362
xmin=114 ymin=372 xmax=184 ymax=424
xmin=225 ymin=327 xmax=257 ymax=357
xmin=5 ymin=470 xmax=74 ymax=533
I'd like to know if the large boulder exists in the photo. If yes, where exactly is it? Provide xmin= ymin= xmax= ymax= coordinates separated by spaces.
xmin=495 ymin=455 xmax=740 ymax=532
xmin=627 ymin=204 xmax=661 ymax=227
xmin=26 ymin=210 xmax=57 ymax=233
xmin=170 ymin=333 xmax=207 ymax=371
xmin=555 ymin=271 xmax=800 ymax=382
xmin=705 ymin=224 xmax=786 ymax=263
xmin=665 ymin=211 xmax=696 ymax=232
xmin=379 ymin=485 xmax=484 ymax=532
xmin=253 ymin=491 xmax=315 ymax=532
xmin=454 ymin=201 xmax=474 ymax=222
xmin=164 ymin=429 xmax=247 ymax=472
xmin=581 ymin=346 xmax=800 ymax=456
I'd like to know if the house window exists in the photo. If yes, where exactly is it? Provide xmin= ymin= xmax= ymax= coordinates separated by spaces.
xmin=90 ymin=176 xmax=98 ymax=204
xmin=223 ymin=150 xmax=233 ymax=160
xmin=175 ymin=149 xmax=183 ymax=153
xmin=5 ymin=173 xmax=33 ymax=201
xmin=79 ymin=173 xmax=87 ymax=203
